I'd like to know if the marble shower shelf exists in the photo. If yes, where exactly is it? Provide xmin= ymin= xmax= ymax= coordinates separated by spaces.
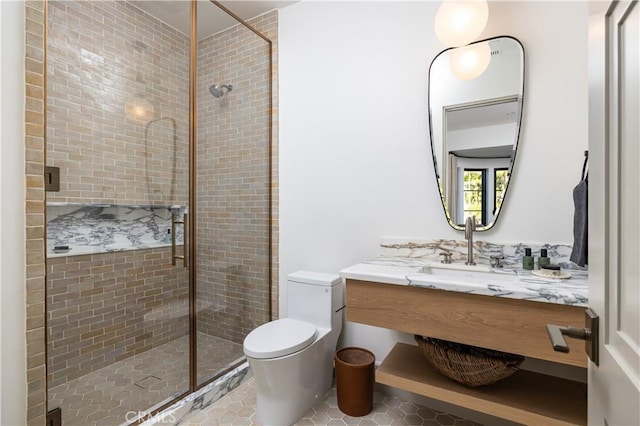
xmin=47 ymin=203 xmax=186 ymax=258
xmin=47 ymin=202 xmax=187 ymax=209
xmin=47 ymin=242 xmax=175 ymax=258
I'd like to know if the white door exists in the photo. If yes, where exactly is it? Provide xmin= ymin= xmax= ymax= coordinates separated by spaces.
xmin=588 ymin=1 xmax=640 ymax=424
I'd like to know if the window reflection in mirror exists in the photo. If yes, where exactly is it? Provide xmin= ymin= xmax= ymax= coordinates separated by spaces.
xmin=429 ymin=36 xmax=524 ymax=231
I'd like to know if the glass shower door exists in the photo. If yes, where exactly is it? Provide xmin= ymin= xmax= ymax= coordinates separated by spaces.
xmin=45 ymin=1 xmax=273 ymax=422
xmin=195 ymin=1 xmax=272 ymax=386
xmin=45 ymin=1 xmax=191 ymax=423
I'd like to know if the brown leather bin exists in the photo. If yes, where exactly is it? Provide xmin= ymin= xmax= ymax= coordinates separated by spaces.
xmin=334 ymin=347 xmax=375 ymax=417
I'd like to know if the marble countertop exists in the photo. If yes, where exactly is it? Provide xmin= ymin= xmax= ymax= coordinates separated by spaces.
xmin=340 ymin=256 xmax=588 ymax=307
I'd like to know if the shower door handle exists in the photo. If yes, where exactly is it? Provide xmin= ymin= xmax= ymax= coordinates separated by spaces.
xmin=182 ymin=213 xmax=188 ymax=267
xmin=171 ymin=212 xmax=187 ymax=267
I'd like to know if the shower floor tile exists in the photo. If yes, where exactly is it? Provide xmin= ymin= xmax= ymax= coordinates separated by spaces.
xmin=49 ymin=333 xmax=244 ymax=426
xmin=182 ymin=378 xmax=482 ymax=426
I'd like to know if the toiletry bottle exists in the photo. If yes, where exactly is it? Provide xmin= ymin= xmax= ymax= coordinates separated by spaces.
xmin=538 ymin=248 xmax=550 ymax=269
xmin=522 ymin=248 xmax=534 ymax=270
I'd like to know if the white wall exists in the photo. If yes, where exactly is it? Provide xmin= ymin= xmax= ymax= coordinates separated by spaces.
xmin=447 ymin=122 xmax=515 ymax=153
xmin=0 ymin=1 xmax=27 ymax=424
xmin=279 ymin=0 xmax=589 ymax=357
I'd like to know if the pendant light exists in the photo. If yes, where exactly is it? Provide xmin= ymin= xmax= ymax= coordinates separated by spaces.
xmin=435 ymin=0 xmax=489 ymax=48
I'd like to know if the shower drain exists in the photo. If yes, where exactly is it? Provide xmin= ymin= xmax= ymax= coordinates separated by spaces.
xmin=134 ymin=375 xmax=162 ymax=389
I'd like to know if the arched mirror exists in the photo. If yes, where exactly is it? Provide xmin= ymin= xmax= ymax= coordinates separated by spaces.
xmin=429 ymin=36 xmax=524 ymax=231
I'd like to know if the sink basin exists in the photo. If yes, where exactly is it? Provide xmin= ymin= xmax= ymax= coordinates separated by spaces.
xmin=418 ymin=263 xmax=519 ymax=285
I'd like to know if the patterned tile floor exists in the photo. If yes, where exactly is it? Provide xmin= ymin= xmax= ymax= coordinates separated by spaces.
xmin=49 ymin=333 xmax=244 ymax=426
xmin=183 ymin=378 xmax=481 ymax=426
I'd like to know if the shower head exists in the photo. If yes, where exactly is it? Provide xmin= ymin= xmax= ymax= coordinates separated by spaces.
xmin=209 ymin=84 xmax=233 ymax=98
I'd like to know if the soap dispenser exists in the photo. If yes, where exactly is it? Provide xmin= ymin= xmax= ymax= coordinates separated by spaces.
xmin=522 ymin=248 xmax=534 ymax=270
xmin=538 ymin=248 xmax=550 ymax=269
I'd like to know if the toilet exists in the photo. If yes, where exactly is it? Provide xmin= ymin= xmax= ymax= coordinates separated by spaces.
xmin=243 ymin=271 xmax=344 ymax=426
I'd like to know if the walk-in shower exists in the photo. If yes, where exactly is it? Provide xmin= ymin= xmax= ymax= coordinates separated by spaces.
xmin=209 ymin=83 xmax=233 ymax=98
xmin=44 ymin=1 xmax=273 ymax=424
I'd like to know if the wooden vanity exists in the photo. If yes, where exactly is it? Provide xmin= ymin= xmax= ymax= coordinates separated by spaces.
xmin=346 ymin=278 xmax=588 ymax=425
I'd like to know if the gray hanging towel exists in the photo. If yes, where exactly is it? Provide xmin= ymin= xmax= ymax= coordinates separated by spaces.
xmin=570 ymin=154 xmax=588 ymax=266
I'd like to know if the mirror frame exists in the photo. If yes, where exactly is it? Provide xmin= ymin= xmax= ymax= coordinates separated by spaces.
xmin=428 ymin=35 xmax=525 ymax=232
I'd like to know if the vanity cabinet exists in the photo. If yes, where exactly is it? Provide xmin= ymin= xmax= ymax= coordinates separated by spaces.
xmin=346 ymin=279 xmax=588 ymax=425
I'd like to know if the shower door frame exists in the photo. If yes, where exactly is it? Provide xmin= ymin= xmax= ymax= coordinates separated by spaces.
xmin=41 ymin=0 xmax=274 ymax=422
xmin=188 ymin=0 xmax=274 ymax=394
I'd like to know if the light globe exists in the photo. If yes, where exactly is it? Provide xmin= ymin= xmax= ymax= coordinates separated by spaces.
xmin=435 ymin=0 xmax=489 ymax=47
xmin=449 ymin=42 xmax=491 ymax=80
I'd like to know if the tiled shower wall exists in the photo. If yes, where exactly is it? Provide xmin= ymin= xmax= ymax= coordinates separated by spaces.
xmin=47 ymin=248 xmax=188 ymax=388
xmin=25 ymin=2 xmax=47 ymax=423
xmin=195 ymin=13 xmax=275 ymax=344
xmin=46 ymin=0 xmax=189 ymax=206
xmin=45 ymin=0 xmax=192 ymax=390
xmin=46 ymin=1 xmax=276 ymax=385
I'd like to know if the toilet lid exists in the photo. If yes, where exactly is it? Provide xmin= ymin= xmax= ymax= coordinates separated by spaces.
xmin=243 ymin=318 xmax=317 ymax=359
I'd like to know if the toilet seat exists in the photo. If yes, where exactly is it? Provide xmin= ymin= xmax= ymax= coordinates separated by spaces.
xmin=243 ymin=318 xmax=317 ymax=359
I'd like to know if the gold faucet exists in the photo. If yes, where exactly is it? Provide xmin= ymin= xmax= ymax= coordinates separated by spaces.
xmin=464 ymin=216 xmax=476 ymax=266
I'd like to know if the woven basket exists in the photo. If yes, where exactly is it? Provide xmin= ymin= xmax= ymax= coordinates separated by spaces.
xmin=415 ymin=335 xmax=524 ymax=387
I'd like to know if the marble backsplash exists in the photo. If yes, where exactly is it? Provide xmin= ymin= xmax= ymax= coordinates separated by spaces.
xmin=47 ymin=203 xmax=186 ymax=258
xmin=378 ymin=237 xmax=587 ymax=270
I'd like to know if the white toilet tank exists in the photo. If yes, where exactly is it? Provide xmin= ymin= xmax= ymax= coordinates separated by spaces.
xmin=287 ymin=271 xmax=343 ymax=330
